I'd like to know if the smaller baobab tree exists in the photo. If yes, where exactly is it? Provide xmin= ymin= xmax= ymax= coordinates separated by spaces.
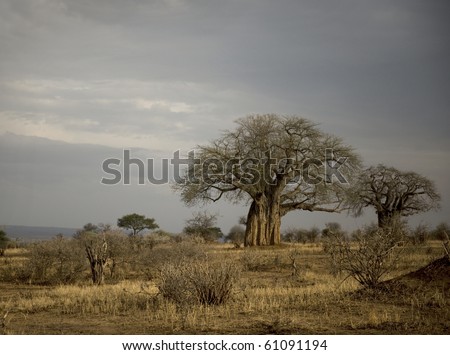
xmin=348 ymin=164 xmax=440 ymax=228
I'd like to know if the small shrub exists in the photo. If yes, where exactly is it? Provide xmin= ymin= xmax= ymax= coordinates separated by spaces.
xmin=158 ymin=263 xmax=193 ymax=305
xmin=158 ymin=260 xmax=240 ymax=306
xmin=409 ymin=224 xmax=429 ymax=245
xmin=226 ymin=225 xmax=245 ymax=248
xmin=137 ymin=240 xmax=207 ymax=280
xmin=288 ymin=249 xmax=300 ymax=277
xmin=239 ymin=249 xmax=271 ymax=271
xmin=190 ymin=261 xmax=239 ymax=306
xmin=430 ymin=222 xmax=450 ymax=241
xmin=323 ymin=224 xmax=406 ymax=288
xmin=0 ymin=230 xmax=10 ymax=257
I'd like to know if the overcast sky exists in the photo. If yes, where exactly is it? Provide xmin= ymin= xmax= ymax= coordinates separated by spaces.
xmin=1 ymin=0 xmax=449 ymax=234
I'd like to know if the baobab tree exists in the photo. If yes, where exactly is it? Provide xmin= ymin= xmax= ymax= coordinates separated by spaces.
xmin=174 ymin=114 xmax=361 ymax=246
xmin=348 ymin=164 xmax=441 ymax=228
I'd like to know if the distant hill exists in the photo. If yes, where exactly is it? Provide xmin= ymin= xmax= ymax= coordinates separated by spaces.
xmin=1 ymin=225 xmax=78 ymax=241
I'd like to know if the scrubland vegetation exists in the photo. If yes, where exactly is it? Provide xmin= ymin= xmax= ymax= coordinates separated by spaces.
xmin=3 ymin=115 xmax=444 ymax=335
xmin=0 ymin=222 xmax=448 ymax=335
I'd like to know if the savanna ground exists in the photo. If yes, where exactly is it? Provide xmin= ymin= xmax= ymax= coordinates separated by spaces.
xmin=0 ymin=240 xmax=448 ymax=335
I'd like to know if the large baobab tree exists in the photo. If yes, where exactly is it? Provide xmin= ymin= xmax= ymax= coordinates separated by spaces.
xmin=174 ymin=114 xmax=361 ymax=246
xmin=348 ymin=164 xmax=441 ymax=228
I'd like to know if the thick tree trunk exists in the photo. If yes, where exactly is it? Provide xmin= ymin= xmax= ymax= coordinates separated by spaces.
xmin=244 ymin=193 xmax=282 ymax=246
xmin=377 ymin=210 xmax=401 ymax=229
xmin=377 ymin=212 xmax=387 ymax=229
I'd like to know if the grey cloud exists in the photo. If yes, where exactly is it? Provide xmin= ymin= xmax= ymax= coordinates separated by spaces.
xmin=0 ymin=133 xmax=115 ymax=185
xmin=0 ymin=132 xmax=247 ymax=230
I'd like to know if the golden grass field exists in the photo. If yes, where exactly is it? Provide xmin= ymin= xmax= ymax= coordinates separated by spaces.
xmin=0 ymin=241 xmax=448 ymax=334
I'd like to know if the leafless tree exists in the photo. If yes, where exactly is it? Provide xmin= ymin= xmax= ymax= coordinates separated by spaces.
xmin=348 ymin=164 xmax=440 ymax=228
xmin=183 ymin=211 xmax=222 ymax=242
xmin=174 ymin=114 xmax=360 ymax=246
xmin=75 ymin=231 xmax=109 ymax=285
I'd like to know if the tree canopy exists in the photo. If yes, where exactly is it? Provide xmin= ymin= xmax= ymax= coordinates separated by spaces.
xmin=348 ymin=164 xmax=441 ymax=227
xmin=174 ymin=114 xmax=361 ymax=246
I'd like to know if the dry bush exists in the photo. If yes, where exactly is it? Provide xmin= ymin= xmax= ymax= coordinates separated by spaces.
xmin=137 ymin=240 xmax=207 ymax=280
xmin=323 ymin=224 xmax=407 ymax=288
xmin=158 ymin=259 xmax=240 ymax=307
xmin=239 ymin=249 xmax=269 ymax=271
xmin=0 ymin=230 xmax=9 ymax=257
xmin=4 ymin=230 xmax=139 ymax=285
xmin=190 ymin=261 xmax=240 ymax=306
xmin=14 ymin=236 xmax=85 ymax=285
xmin=75 ymin=229 xmax=145 ymax=284
xmin=226 ymin=225 xmax=245 ymax=248
xmin=157 ymin=263 xmax=193 ymax=305
xmin=409 ymin=224 xmax=429 ymax=245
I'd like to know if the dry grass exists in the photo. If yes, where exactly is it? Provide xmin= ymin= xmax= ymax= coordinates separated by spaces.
xmin=0 ymin=242 xmax=448 ymax=334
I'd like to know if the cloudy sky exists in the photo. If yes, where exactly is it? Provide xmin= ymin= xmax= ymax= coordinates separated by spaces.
xmin=1 ymin=0 xmax=449 ymax=234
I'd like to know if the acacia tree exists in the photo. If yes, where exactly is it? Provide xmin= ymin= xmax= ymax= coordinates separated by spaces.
xmin=174 ymin=114 xmax=360 ymax=246
xmin=348 ymin=164 xmax=441 ymax=228
xmin=117 ymin=213 xmax=158 ymax=236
